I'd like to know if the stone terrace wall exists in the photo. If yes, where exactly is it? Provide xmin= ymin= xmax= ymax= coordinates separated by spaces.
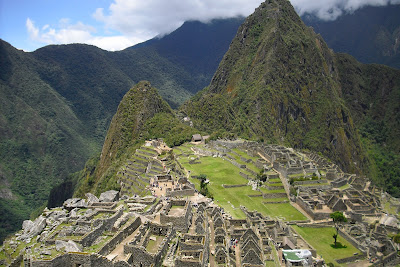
xmin=373 ymin=251 xmax=398 ymax=266
xmin=292 ymin=179 xmax=328 ymax=186
xmin=262 ymin=193 xmax=287 ymax=199
xmin=338 ymin=229 xmax=365 ymax=252
xmin=222 ymin=184 xmax=247 ymax=188
xmin=335 ymin=254 xmax=365 ymax=264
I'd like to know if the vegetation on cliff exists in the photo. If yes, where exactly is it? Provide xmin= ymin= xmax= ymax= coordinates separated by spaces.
xmin=336 ymin=53 xmax=400 ymax=195
xmin=74 ymin=81 xmax=198 ymax=197
xmin=183 ymin=0 xmax=366 ymax=174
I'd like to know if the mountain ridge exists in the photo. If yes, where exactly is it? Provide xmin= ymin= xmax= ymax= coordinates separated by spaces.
xmin=183 ymin=0 xmax=367 ymax=174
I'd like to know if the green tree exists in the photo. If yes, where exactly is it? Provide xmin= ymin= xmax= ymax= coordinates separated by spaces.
xmin=330 ymin=211 xmax=347 ymax=247
xmin=393 ymin=233 xmax=400 ymax=245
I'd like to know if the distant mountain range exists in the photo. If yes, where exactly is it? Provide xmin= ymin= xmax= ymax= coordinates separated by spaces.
xmin=1 ymin=3 xmax=400 ymax=243
xmin=302 ymin=4 xmax=400 ymax=69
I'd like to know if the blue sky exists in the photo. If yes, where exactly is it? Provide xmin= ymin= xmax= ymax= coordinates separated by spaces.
xmin=1 ymin=0 xmax=400 ymax=52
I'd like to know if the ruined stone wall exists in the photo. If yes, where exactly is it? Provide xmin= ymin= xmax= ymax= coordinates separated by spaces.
xmin=262 ymin=193 xmax=287 ymax=199
xmin=160 ymin=201 xmax=192 ymax=232
xmin=373 ymin=251 xmax=398 ymax=266
xmin=292 ymin=179 xmax=328 ymax=186
xmin=295 ymin=197 xmax=330 ymax=220
xmin=179 ymin=242 xmax=204 ymax=251
xmin=331 ymin=178 xmax=348 ymax=188
xmin=81 ymin=208 xmax=123 ymax=247
xmin=166 ymin=188 xmax=195 ymax=197
xmin=175 ymin=259 xmax=202 ymax=267
xmin=335 ymin=254 xmax=365 ymax=264
xmin=30 ymin=252 xmax=130 ymax=267
xmin=254 ymin=159 xmax=265 ymax=169
xmin=98 ymin=217 xmax=141 ymax=256
xmin=125 ymin=246 xmax=157 ymax=267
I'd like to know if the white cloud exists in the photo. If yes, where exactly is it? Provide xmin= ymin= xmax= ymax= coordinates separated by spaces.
xmin=93 ymin=0 xmax=264 ymax=39
xmin=26 ymin=0 xmax=400 ymax=51
xmin=291 ymin=0 xmax=400 ymax=20
xmin=26 ymin=17 xmax=135 ymax=51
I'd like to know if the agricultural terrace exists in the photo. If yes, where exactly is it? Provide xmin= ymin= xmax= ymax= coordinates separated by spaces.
xmin=175 ymin=143 xmax=306 ymax=221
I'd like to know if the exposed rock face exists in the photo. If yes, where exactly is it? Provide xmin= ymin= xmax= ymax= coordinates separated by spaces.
xmin=99 ymin=190 xmax=119 ymax=202
xmin=85 ymin=193 xmax=99 ymax=204
xmin=18 ymin=216 xmax=47 ymax=242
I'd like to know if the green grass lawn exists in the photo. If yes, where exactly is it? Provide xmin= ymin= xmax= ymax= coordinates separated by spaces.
xmin=338 ymin=184 xmax=351 ymax=191
xmin=263 ymin=197 xmax=288 ymax=203
xmin=227 ymin=150 xmax=261 ymax=174
xmin=178 ymin=152 xmax=305 ymax=221
xmin=268 ymin=178 xmax=282 ymax=183
xmin=259 ymin=187 xmax=286 ymax=194
xmin=181 ymin=156 xmax=249 ymax=186
xmin=292 ymin=226 xmax=363 ymax=266
xmin=231 ymin=148 xmax=260 ymax=162
xmin=146 ymin=236 xmax=164 ymax=253
xmin=176 ymin=144 xmax=306 ymax=221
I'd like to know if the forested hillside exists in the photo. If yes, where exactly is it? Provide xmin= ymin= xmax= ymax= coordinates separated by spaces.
xmin=0 ymin=18 xmax=242 ymax=242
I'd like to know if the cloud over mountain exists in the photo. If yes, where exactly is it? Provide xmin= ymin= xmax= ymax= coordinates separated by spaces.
xmin=24 ymin=0 xmax=400 ymax=51
xmin=291 ymin=0 xmax=400 ymax=20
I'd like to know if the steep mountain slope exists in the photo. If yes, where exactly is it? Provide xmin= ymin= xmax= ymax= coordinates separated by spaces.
xmin=0 ymin=18 xmax=241 ymax=241
xmin=302 ymin=5 xmax=400 ymax=69
xmin=183 ymin=0 xmax=366 ymax=173
xmin=74 ymin=81 xmax=198 ymax=196
xmin=336 ymin=53 xmax=400 ymax=195
xmin=0 ymin=41 xmax=97 ymax=241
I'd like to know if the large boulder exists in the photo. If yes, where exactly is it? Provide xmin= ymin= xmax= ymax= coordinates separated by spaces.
xmin=85 ymin=193 xmax=99 ymax=204
xmin=18 ymin=216 xmax=47 ymax=242
xmin=99 ymin=190 xmax=119 ymax=202
xmin=22 ymin=220 xmax=34 ymax=234
xmin=63 ymin=198 xmax=87 ymax=210
xmin=28 ymin=216 xmax=47 ymax=238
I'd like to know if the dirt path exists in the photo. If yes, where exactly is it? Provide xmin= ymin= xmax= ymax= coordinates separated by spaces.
xmin=235 ymin=242 xmax=241 ymax=267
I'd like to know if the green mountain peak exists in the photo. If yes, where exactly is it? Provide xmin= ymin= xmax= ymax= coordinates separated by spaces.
xmin=183 ymin=0 xmax=365 ymax=174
